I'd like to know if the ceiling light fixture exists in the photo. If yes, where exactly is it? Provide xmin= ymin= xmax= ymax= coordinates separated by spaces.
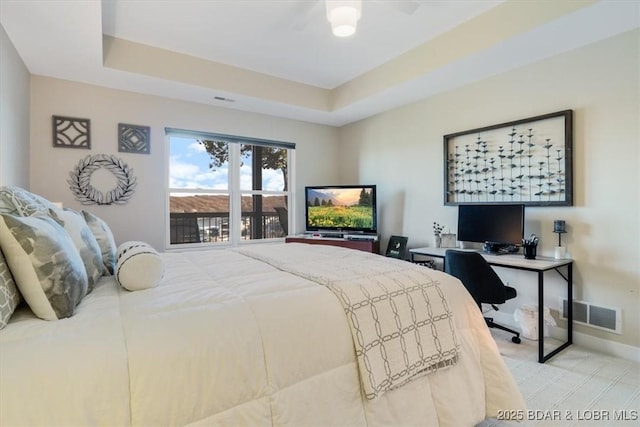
xmin=325 ymin=0 xmax=362 ymax=37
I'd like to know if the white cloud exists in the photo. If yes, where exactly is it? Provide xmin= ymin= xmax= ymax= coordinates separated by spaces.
xmin=169 ymin=155 xmax=228 ymax=189
xmin=169 ymin=139 xmax=286 ymax=192
xmin=187 ymin=141 xmax=206 ymax=154
xmin=263 ymin=168 xmax=285 ymax=191
xmin=239 ymin=164 xmax=285 ymax=191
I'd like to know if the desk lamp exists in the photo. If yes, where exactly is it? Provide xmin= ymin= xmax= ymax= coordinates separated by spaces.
xmin=553 ymin=220 xmax=567 ymax=259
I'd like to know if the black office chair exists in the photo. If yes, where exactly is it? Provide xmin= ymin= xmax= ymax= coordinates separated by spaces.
xmin=444 ymin=250 xmax=521 ymax=344
xmin=169 ymin=216 xmax=201 ymax=244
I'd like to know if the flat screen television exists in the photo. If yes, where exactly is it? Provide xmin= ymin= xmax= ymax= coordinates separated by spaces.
xmin=457 ymin=204 xmax=525 ymax=248
xmin=305 ymin=185 xmax=377 ymax=234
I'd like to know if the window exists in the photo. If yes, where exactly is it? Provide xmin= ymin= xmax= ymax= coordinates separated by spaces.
xmin=166 ymin=128 xmax=294 ymax=248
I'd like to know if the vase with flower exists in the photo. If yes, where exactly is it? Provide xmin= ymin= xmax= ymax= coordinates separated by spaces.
xmin=433 ymin=222 xmax=444 ymax=248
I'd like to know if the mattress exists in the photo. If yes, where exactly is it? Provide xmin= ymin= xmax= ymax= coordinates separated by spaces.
xmin=0 ymin=243 xmax=525 ymax=426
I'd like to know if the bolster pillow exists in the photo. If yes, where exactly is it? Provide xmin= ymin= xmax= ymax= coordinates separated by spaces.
xmin=115 ymin=241 xmax=164 ymax=291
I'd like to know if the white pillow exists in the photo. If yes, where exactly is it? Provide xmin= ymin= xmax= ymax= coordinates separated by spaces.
xmin=115 ymin=241 xmax=164 ymax=291
xmin=0 ymin=214 xmax=88 ymax=320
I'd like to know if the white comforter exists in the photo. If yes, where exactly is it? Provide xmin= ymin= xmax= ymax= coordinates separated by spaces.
xmin=0 ymin=243 xmax=525 ymax=426
xmin=236 ymin=244 xmax=460 ymax=400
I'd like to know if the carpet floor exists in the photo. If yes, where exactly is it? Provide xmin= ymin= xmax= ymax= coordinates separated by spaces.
xmin=477 ymin=330 xmax=640 ymax=426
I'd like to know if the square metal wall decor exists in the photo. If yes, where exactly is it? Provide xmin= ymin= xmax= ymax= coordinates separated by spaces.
xmin=118 ymin=123 xmax=151 ymax=154
xmin=52 ymin=115 xmax=91 ymax=149
xmin=444 ymin=110 xmax=573 ymax=206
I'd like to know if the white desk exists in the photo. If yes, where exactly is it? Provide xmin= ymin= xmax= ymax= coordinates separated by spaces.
xmin=409 ymin=247 xmax=573 ymax=363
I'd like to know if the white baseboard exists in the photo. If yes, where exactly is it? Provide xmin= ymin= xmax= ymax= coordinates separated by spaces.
xmin=568 ymin=330 xmax=640 ymax=362
xmin=490 ymin=311 xmax=640 ymax=363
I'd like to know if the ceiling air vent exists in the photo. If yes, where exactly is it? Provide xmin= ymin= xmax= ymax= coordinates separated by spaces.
xmin=213 ymin=96 xmax=235 ymax=103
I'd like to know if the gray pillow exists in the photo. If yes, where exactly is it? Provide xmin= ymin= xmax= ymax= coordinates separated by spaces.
xmin=0 ymin=248 xmax=21 ymax=329
xmin=0 ymin=186 xmax=56 ymax=216
xmin=82 ymin=210 xmax=117 ymax=275
xmin=0 ymin=214 xmax=88 ymax=320
xmin=49 ymin=208 xmax=104 ymax=293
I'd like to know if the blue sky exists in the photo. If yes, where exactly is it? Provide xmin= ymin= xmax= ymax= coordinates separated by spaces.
xmin=169 ymin=136 xmax=285 ymax=191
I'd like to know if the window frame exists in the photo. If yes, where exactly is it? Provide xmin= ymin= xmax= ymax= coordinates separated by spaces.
xmin=165 ymin=128 xmax=295 ymax=250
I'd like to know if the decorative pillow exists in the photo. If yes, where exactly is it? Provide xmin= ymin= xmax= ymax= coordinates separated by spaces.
xmin=49 ymin=208 xmax=104 ymax=293
xmin=0 ymin=248 xmax=21 ymax=329
xmin=0 ymin=186 xmax=57 ymax=216
xmin=0 ymin=214 xmax=88 ymax=320
xmin=115 ymin=241 xmax=164 ymax=291
xmin=82 ymin=210 xmax=117 ymax=275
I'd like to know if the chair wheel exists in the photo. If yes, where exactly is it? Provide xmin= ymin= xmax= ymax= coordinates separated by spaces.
xmin=512 ymin=336 xmax=521 ymax=344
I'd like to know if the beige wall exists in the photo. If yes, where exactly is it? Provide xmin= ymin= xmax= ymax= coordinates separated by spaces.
xmin=0 ymin=24 xmax=30 ymax=187
xmin=339 ymin=30 xmax=640 ymax=352
xmin=14 ymin=25 xmax=640 ymax=354
xmin=29 ymin=77 xmax=339 ymax=250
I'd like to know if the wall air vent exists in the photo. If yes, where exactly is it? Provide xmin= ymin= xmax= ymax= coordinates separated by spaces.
xmin=560 ymin=298 xmax=621 ymax=334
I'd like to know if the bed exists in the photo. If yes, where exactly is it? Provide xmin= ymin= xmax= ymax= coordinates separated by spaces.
xmin=0 ymin=187 xmax=525 ymax=426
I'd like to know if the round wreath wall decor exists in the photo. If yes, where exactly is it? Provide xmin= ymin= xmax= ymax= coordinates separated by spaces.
xmin=68 ymin=154 xmax=137 ymax=205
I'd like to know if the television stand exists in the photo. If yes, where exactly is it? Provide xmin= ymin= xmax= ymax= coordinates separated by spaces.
xmin=319 ymin=232 xmax=344 ymax=238
xmin=285 ymin=236 xmax=379 ymax=254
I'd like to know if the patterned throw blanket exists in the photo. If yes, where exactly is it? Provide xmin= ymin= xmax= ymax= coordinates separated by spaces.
xmin=236 ymin=244 xmax=460 ymax=399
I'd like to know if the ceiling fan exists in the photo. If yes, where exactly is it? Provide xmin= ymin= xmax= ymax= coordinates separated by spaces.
xmin=291 ymin=0 xmax=422 ymax=36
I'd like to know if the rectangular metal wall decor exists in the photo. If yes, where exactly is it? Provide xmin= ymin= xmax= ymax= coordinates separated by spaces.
xmin=444 ymin=110 xmax=573 ymax=206
xmin=52 ymin=115 xmax=91 ymax=149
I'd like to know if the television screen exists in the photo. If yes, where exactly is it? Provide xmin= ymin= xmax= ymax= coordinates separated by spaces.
xmin=457 ymin=204 xmax=524 ymax=246
xmin=305 ymin=185 xmax=377 ymax=234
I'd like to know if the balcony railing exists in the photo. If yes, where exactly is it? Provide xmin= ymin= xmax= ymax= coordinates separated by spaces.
xmin=170 ymin=211 xmax=284 ymax=244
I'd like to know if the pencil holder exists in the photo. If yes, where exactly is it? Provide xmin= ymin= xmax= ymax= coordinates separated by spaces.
xmin=523 ymin=244 xmax=537 ymax=260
